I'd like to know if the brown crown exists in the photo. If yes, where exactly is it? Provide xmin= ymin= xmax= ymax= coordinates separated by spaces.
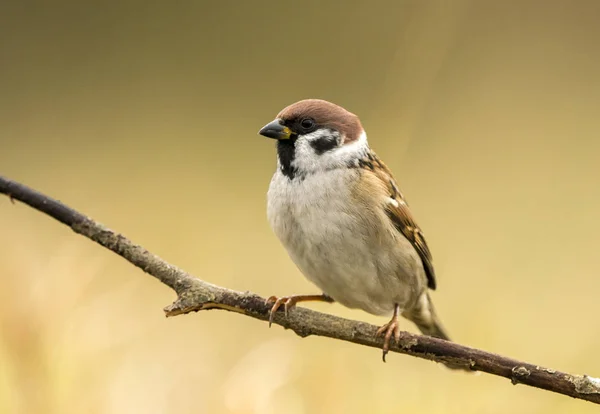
xmin=277 ymin=99 xmax=363 ymax=143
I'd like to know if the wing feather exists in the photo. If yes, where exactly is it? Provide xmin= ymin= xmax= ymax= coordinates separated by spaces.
xmin=360 ymin=151 xmax=437 ymax=290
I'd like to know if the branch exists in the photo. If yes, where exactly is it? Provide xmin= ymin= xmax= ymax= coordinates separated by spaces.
xmin=1 ymin=175 xmax=599 ymax=405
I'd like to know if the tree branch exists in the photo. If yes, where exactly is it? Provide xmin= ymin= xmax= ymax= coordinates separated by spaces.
xmin=1 ymin=175 xmax=599 ymax=405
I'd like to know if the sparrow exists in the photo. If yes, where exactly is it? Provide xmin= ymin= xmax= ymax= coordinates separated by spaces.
xmin=259 ymin=99 xmax=452 ymax=362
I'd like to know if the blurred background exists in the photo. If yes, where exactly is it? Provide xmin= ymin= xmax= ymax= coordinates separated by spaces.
xmin=1 ymin=0 xmax=599 ymax=413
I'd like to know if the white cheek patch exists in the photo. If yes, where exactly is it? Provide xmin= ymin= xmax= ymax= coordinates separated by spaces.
xmin=292 ymin=129 xmax=369 ymax=174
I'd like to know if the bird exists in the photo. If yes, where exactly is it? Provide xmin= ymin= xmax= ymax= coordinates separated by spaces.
xmin=258 ymin=98 xmax=452 ymax=362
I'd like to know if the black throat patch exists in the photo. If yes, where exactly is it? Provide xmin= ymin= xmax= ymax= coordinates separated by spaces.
xmin=277 ymin=139 xmax=298 ymax=179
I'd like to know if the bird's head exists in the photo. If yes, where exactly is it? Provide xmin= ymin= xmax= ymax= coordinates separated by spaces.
xmin=258 ymin=99 xmax=368 ymax=178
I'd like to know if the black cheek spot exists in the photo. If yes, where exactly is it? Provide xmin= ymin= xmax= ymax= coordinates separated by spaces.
xmin=310 ymin=136 xmax=338 ymax=155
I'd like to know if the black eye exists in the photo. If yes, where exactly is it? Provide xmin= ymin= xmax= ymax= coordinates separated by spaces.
xmin=300 ymin=118 xmax=315 ymax=131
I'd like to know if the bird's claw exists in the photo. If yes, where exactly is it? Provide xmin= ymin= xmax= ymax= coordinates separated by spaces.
xmin=265 ymin=296 xmax=299 ymax=327
xmin=376 ymin=319 xmax=401 ymax=362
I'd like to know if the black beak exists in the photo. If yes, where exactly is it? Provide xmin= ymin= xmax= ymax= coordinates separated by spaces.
xmin=258 ymin=119 xmax=292 ymax=140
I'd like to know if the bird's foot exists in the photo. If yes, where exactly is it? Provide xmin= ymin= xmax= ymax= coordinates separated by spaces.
xmin=265 ymin=294 xmax=333 ymax=327
xmin=375 ymin=304 xmax=401 ymax=362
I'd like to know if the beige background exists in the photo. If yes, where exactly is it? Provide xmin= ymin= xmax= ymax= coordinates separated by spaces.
xmin=1 ymin=1 xmax=599 ymax=413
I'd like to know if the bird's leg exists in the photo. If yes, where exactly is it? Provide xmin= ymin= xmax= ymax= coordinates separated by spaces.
xmin=376 ymin=304 xmax=401 ymax=362
xmin=266 ymin=294 xmax=334 ymax=327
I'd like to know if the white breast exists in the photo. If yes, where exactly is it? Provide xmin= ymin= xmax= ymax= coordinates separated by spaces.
xmin=267 ymin=168 xmax=425 ymax=316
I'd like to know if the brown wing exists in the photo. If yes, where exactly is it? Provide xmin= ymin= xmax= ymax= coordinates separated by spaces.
xmin=358 ymin=151 xmax=437 ymax=290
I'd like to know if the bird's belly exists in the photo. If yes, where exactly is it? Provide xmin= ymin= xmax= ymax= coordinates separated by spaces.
xmin=289 ymin=235 xmax=404 ymax=316
xmin=267 ymin=170 xmax=420 ymax=316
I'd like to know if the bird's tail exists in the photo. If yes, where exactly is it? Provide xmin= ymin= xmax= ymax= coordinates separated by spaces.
xmin=403 ymin=292 xmax=471 ymax=371
xmin=403 ymin=292 xmax=451 ymax=340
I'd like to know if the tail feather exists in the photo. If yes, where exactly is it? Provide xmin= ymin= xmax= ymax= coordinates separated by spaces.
xmin=403 ymin=292 xmax=472 ymax=371
xmin=402 ymin=292 xmax=450 ymax=340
